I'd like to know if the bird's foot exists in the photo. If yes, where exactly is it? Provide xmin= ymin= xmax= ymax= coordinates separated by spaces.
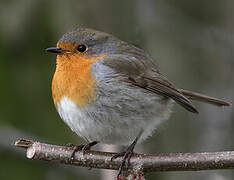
xmin=66 ymin=141 xmax=98 ymax=163
xmin=111 ymin=139 xmax=138 ymax=180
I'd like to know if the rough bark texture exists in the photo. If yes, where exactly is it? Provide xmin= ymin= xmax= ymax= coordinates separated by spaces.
xmin=15 ymin=139 xmax=234 ymax=180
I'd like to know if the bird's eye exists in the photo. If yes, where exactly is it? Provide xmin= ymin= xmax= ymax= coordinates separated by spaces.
xmin=77 ymin=44 xmax=87 ymax=53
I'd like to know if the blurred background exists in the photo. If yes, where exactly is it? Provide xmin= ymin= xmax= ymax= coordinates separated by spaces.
xmin=0 ymin=0 xmax=233 ymax=180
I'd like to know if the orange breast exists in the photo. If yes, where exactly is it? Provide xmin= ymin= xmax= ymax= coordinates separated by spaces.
xmin=52 ymin=53 xmax=106 ymax=108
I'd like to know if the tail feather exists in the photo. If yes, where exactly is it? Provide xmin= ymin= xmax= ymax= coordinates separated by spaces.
xmin=179 ymin=89 xmax=231 ymax=107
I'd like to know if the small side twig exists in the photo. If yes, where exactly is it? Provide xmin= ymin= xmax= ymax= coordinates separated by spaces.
xmin=15 ymin=139 xmax=234 ymax=179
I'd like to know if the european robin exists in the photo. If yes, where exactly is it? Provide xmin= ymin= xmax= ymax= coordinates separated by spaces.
xmin=46 ymin=28 xmax=230 ymax=178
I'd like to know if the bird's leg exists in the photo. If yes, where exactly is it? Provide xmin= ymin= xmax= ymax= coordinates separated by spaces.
xmin=111 ymin=130 xmax=143 ymax=180
xmin=67 ymin=141 xmax=98 ymax=163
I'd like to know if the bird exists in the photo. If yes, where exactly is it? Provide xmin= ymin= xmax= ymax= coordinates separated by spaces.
xmin=46 ymin=28 xmax=230 ymax=178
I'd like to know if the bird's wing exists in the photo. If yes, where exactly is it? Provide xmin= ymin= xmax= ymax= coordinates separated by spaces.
xmin=103 ymin=55 xmax=198 ymax=113
xmin=179 ymin=89 xmax=231 ymax=107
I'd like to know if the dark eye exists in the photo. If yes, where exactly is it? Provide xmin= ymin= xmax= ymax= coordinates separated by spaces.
xmin=77 ymin=44 xmax=87 ymax=53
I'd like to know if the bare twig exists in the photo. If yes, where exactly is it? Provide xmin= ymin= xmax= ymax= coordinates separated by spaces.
xmin=15 ymin=139 xmax=234 ymax=179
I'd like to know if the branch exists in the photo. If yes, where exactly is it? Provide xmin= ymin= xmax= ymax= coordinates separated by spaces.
xmin=15 ymin=139 xmax=234 ymax=179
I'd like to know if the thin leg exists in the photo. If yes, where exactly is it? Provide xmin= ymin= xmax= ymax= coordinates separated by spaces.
xmin=111 ymin=130 xmax=143 ymax=180
xmin=67 ymin=141 xmax=99 ymax=163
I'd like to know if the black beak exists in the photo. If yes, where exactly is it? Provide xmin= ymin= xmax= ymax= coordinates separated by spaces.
xmin=46 ymin=47 xmax=63 ymax=54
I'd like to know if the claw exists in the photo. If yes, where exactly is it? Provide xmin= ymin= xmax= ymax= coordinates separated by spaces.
xmin=111 ymin=152 xmax=125 ymax=161
xmin=111 ymin=135 xmax=140 ymax=180
xmin=81 ymin=141 xmax=98 ymax=153
xmin=66 ymin=141 xmax=98 ymax=163
xmin=111 ymin=130 xmax=143 ymax=180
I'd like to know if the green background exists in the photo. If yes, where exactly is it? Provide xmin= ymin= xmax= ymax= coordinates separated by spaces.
xmin=0 ymin=0 xmax=233 ymax=179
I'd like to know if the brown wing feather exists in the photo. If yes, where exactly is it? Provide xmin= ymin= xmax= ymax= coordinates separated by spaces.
xmin=129 ymin=76 xmax=198 ymax=113
xmin=103 ymin=55 xmax=198 ymax=114
xmin=179 ymin=89 xmax=231 ymax=107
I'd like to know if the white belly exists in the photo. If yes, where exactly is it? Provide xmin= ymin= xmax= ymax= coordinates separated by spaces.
xmin=57 ymin=95 xmax=173 ymax=145
xmin=57 ymin=97 xmax=96 ymax=142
